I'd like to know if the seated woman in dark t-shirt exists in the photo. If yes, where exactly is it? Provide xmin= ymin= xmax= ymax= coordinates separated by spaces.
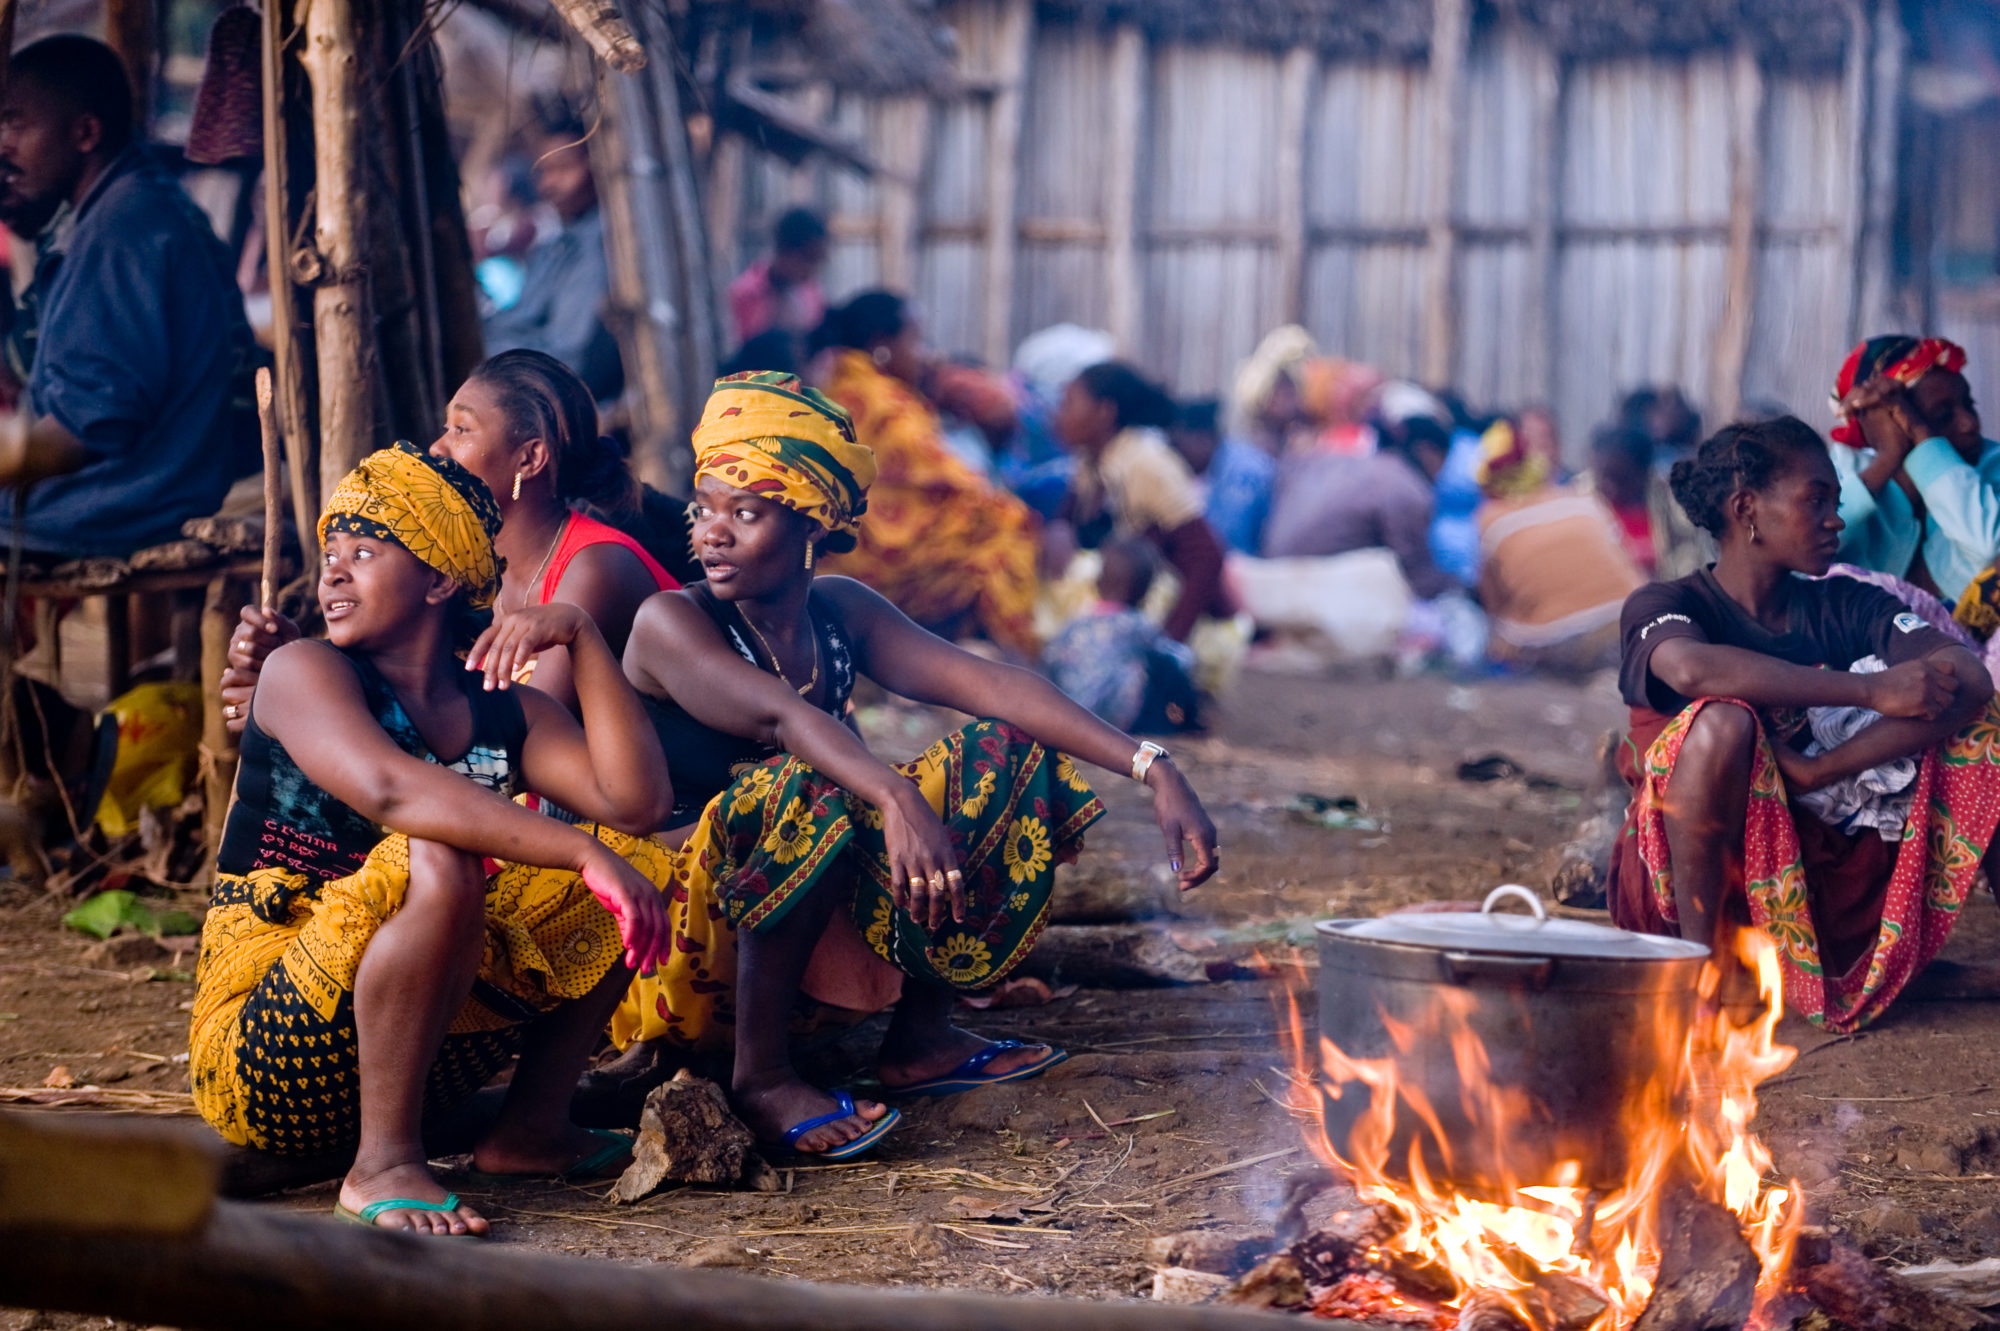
xmin=1610 ymin=415 xmax=2000 ymax=1032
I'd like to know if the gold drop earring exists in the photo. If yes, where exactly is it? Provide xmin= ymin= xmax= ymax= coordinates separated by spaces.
xmin=1750 ymin=522 xmax=1759 ymax=544
xmin=511 ymin=472 xmax=523 ymax=501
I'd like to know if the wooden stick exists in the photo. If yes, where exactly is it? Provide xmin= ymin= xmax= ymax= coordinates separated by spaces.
xmin=0 ymin=1195 xmax=1374 ymax=1331
xmin=255 ymin=367 xmax=281 ymax=609
xmin=262 ymin=0 xmax=317 ymax=554
xmin=547 ymin=0 xmax=645 ymax=75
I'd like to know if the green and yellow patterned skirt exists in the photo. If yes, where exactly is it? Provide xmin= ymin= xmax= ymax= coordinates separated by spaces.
xmin=612 ymin=719 xmax=1104 ymax=1051
xmin=190 ymin=824 xmax=674 ymax=1154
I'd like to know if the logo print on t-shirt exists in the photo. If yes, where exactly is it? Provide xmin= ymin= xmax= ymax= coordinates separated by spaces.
xmin=1893 ymin=612 xmax=1926 ymax=634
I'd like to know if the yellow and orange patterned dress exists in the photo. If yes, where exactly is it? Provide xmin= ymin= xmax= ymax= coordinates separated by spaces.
xmin=818 ymin=350 xmax=1041 ymax=655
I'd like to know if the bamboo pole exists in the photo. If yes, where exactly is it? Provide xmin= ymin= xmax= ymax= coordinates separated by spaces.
xmin=1273 ymin=47 xmax=1314 ymax=327
xmin=592 ymin=63 xmax=684 ymax=492
xmin=1421 ymin=0 xmax=1470 ymax=388
xmin=0 ymin=1196 xmax=1397 ymax=1331
xmin=1712 ymin=40 xmax=1765 ymax=426
xmin=981 ymin=0 xmax=1033 ymax=368
xmin=300 ymin=0 xmax=378 ymax=502
xmin=262 ymin=0 xmax=317 ymax=557
xmin=1103 ymin=24 xmax=1144 ymax=352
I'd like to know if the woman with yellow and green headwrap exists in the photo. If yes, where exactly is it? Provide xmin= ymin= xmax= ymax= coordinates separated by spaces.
xmin=606 ymin=371 xmax=1220 ymax=1160
xmin=188 ymin=442 xmax=676 ymax=1236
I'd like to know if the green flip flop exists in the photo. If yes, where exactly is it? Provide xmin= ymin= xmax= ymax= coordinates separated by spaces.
xmin=464 ymin=1128 xmax=635 ymax=1185
xmin=334 ymin=1192 xmax=482 ymax=1237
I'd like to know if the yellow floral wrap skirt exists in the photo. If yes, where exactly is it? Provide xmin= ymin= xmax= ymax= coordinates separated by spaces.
xmin=190 ymin=824 xmax=673 ymax=1154
xmin=612 ymin=720 xmax=1104 ymax=1051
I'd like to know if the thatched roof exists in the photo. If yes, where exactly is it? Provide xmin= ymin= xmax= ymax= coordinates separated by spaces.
xmin=1035 ymin=0 xmax=1851 ymax=66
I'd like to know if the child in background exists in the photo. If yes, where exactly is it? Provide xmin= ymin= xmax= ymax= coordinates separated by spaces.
xmin=1042 ymin=539 xmax=1201 ymax=734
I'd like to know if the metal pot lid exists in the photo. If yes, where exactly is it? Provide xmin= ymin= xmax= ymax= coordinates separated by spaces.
xmin=1327 ymin=885 xmax=1710 ymax=961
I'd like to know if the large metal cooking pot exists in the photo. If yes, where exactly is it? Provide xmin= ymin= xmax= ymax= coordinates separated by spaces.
xmin=1316 ymin=885 xmax=1709 ymax=1196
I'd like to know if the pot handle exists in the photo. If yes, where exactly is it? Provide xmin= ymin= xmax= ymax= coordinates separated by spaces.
xmin=1440 ymin=951 xmax=1555 ymax=988
xmin=1481 ymin=884 xmax=1548 ymax=923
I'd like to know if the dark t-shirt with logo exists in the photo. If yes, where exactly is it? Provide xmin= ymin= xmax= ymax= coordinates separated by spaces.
xmin=1618 ymin=567 xmax=1958 ymax=717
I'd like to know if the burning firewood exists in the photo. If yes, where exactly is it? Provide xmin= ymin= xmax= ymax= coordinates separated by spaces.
xmin=1455 ymin=1292 xmax=1534 ymax=1331
xmin=1630 ymin=1185 xmax=1759 ymax=1331
xmin=1220 ymin=1253 xmax=1310 ymax=1310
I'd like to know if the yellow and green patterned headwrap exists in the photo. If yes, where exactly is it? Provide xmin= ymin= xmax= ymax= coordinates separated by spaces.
xmin=318 ymin=440 xmax=505 ymax=610
xmin=691 ymin=371 xmax=877 ymax=553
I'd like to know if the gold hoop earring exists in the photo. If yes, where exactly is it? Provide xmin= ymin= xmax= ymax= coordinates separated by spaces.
xmin=1749 ymin=523 xmax=1759 ymax=544
xmin=804 ymin=542 xmax=816 ymax=573
xmin=511 ymin=472 xmax=523 ymax=501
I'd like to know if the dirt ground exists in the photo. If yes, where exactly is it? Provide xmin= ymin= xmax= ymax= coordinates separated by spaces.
xmin=3 ymin=666 xmax=1999 ymax=1327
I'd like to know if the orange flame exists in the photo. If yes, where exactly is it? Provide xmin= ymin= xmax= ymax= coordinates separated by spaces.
xmin=1278 ymin=928 xmax=1802 ymax=1329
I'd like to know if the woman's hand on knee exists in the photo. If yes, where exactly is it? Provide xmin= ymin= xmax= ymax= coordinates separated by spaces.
xmin=578 ymin=844 xmax=672 ymax=972
xmin=881 ymin=788 xmax=963 ymax=930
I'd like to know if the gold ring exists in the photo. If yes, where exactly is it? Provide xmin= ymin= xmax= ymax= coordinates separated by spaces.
xmin=223 ymin=704 xmax=240 ymax=720
xmin=907 ymin=877 xmax=924 ymax=889
xmin=944 ymin=867 xmax=964 ymax=879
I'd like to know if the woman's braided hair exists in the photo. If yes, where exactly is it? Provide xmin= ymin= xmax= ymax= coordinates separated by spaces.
xmin=467 ymin=348 xmax=639 ymax=517
xmin=1667 ymin=414 xmax=1827 ymax=537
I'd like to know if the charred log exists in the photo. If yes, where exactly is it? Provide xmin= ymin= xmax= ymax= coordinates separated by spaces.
xmin=1631 ymin=1186 xmax=1758 ymax=1331
xmin=1786 ymin=1230 xmax=1999 ymax=1331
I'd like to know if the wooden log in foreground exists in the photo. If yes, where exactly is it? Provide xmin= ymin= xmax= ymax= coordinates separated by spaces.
xmin=0 ymin=1195 xmax=1334 ymax=1331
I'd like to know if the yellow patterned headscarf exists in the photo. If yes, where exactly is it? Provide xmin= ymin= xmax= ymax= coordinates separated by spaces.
xmin=691 ymin=371 xmax=877 ymax=553
xmin=1474 ymin=419 xmax=1549 ymax=499
xmin=318 ymin=441 xmax=504 ymax=609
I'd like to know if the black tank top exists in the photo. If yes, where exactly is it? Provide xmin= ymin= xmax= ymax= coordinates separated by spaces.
xmin=643 ymin=582 xmax=856 ymax=827
xmin=217 ymin=648 xmax=527 ymax=882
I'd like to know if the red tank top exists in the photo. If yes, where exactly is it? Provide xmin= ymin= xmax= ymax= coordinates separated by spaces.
xmin=537 ymin=512 xmax=680 ymax=604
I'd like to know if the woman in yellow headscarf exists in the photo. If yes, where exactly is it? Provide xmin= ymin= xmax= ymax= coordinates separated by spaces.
xmin=188 ymin=442 xmax=676 ymax=1236
xmin=606 ymin=371 xmax=1221 ymax=1160
xmin=811 ymin=291 xmax=1043 ymax=656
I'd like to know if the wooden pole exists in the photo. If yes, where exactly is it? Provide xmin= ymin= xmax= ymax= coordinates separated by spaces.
xmin=104 ymin=0 xmax=156 ymax=131
xmin=875 ymin=97 xmax=931 ymax=296
xmin=300 ymin=0 xmax=378 ymax=503
xmin=0 ymin=1195 xmax=1401 ymax=1331
xmin=1523 ymin=32 xmax=1562 ymax=414
xmin=1421 ymin=0 xmax=1470 ymax=388
xmin=1856 ymin=0 xmax=1906 ymax=339
xmin=1103 ymin=24 xmax=1144 ymax=353
xmin=1274 ymin=47 xmax=1315 ymax=328
xmin=262 ymin=0 xmax=317 ymax=556
xmin=255 ymin=369 xmax=281 ymax=609
xmin=1837 ymin=0 xmax=1870 ymax=347
xmin=1712 ymin=40 xmax=1765 ymax=426
xmin=981 ymin=0 xmax=1033 ymax=368
xmin=545 ymin=0 xmax=645 ymax=75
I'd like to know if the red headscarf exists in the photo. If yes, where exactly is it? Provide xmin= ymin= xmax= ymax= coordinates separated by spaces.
xmin=1828 ymin=335 xmax=1968 ymax=446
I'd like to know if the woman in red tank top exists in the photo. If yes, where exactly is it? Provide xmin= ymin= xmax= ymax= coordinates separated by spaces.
xmin=220 ymin=351 xmax=681 ymax=725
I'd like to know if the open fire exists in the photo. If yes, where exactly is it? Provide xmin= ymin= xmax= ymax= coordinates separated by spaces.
xmin=1272 ymin=928 xmax=1803 ymax=1330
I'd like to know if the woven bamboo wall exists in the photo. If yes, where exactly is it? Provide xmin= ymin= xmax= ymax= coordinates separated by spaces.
xmin=717 ymin=1 xmax=1916 ymax=462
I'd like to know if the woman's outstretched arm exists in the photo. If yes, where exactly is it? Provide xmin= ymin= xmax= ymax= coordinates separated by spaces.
xmin=820 ymin=577 xmax=1218 ymax=890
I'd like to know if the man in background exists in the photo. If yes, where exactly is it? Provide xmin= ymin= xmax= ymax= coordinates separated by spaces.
xmin=0 ymin=34 xmax=251 ymax=557
xmin=728 ymin=206 xmax=828 ymax=347
xmin=482 ymin=110 xmax=622 ymax=400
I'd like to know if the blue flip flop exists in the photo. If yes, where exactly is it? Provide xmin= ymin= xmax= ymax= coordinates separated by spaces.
xmin=773 ymin=1089 xmax=901 ymax=1161
xmin=886 ymin=1040 xmax=1069 ymax=1099
xmin=334 ymin=1192 xmax=483 ymax=1237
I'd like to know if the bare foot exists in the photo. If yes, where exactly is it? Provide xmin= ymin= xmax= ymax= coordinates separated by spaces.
xmin=339 ymin=1160 xmax=489 ymax=1236
xmin=877 ymin=1028 xmax=1055 ymax=1090
xmin=733 ymin=1073 xmax=889 ymax=1154
xmin=470 ymin=1122 xmax=632 ymax=1180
